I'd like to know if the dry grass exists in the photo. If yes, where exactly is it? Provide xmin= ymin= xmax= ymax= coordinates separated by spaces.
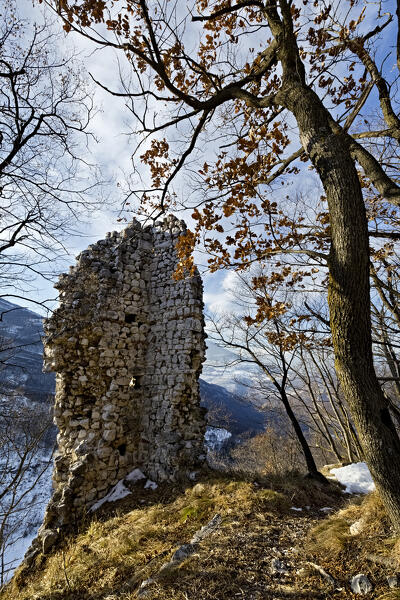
xmin=308 ymin=492 xmax=393 ymax=556
xmin=258 ymin=470 xmax=344 ymax=507
xmin=307 ymin=491 xmax=400 ymax=596
xmin=6 ymin=473 xmax=393 ymax=600
xmin=2 ymin=474 xmax=296 ymax=600
xmin=212 ymin=428 xmax=307 ymax=477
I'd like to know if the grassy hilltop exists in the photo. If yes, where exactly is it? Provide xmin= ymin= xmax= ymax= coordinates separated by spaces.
xmin=3 ymin=472 xmax=400 ymax=600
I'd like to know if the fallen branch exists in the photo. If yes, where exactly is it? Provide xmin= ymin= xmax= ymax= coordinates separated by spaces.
xmin=304 ymin=561 xmax=336 ymax=588
xmin=138 ymin=513 xmax=222 ymax=597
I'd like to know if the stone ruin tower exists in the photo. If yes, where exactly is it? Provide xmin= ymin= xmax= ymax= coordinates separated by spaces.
xmin=31 ymin=216 xmax=206 ymax=556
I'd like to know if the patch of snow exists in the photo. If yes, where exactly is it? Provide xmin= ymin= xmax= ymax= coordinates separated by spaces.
xmin=90 ymin=480 xmax=131 ymax=512
xmin=125 ymin=468 xmax=146 ymax=482
xmin=290 ymin=507 xmax=303 ymax=511
xmin=204 ymin=426 xmax=232 ymax=452
xmin=90 ymin=468 xmax=155 ymax=511
xmin=320 ymin=507 xmax=333 ymax=512
xmin=3 ymin=532 xmax=37 ymax=582
xmin=1 ymin=447 xmax=53 ymax=582
xmin=144 ymin=480 xmax=158 ymax=490
xmin=330 ymin=462 xmax=375 ymax=494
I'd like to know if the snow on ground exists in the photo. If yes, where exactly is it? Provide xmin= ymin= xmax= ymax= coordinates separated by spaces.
xmin=4 ymin=422 xmax=234 ymax=578
xmin=1 ymin=449 xmax=53 ymax=582
xmin=3 ymin=532 xmax=37 ymax=582
xmin=329 ymin=462 xmax=375 ymax=494
xmin=204 ymin=427 xmax=232 ymax=452
xmin=144 ymin=479 xmax=158 ymax=490
xmin=125 ymin=468 xmax=146 ymax=483
xmin=90 ymin=468 xmax=157 ymax=512
xmin=90 ymin=480 xmax=132 ymax=511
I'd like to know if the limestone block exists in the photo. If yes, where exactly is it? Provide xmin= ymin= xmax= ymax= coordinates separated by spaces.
xmin=116 ymin=377 xmax=131 ymax=386
xmin=41 ymin=215 xmax=206 ymax=537
xmin=41 ymin=529 xmax=59 ymax=554
xmin=103 ymin=429 xmax=116 ymax=442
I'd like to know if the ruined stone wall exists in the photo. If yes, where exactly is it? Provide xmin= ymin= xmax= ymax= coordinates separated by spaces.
xmin=39 ymin=216 xmax=206 ymax=538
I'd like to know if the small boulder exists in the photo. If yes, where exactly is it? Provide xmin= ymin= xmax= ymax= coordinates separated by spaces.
xmin=41 ymin=529 xmax=59 ymax=554
xmin=191 ymin=513 xmax=221 ymax=544
xmin=191 ymin=483 xmax=206 ymax=497
xmin=271 ymin=558 xmax=289 ymax=575
xmin=350 ymin=574 xmax=373 ymax=594
xmin=171 ymin=543 xmax=197 ymax=562
xmin=350 ymin=518 xmax=365 ymax=536
xmin=387 ymin=574 xmax=400 ymax=589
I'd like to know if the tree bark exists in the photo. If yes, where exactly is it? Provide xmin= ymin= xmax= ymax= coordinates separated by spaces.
xmin=278 ymin=79 xmax=400 ymax=530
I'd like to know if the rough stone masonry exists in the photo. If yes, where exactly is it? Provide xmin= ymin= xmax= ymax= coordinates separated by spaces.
xmin=27 ymin=215 xmax=207 ymax=561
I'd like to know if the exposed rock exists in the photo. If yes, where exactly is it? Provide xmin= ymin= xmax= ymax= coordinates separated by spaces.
xmin=350 ymin=518 xmax=365 ymax=536
xmin=271 ymin=558 xmax=289 ymax=575
xmin=170 ymin=543 xmax=197 ymax=562
xmin=191 ymin=513 xmax=221 ymax=543
xmin=138 ymin=513 xmax=221 ymax=596
xmin=350 ymin=573 xmax=373 ymax=594
xmin=30 ymin=215 xmax=207 ymax=555
xmin=41 ymin=529 xmax=59 ymax=554
xmin=387 ymin=574 xmax=400 ymax=588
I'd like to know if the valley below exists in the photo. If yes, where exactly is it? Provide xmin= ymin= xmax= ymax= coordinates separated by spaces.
xmin=0 ymin=299 xmax=268 ymax=580
xmin=1 ymin=300 xmax=400 ymax=600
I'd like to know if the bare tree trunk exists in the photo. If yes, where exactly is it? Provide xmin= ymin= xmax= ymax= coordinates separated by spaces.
xmin=280 ymin=80 xmax=400 ymax=529
xmin=278 ymin=386 xmax=324 ymax=481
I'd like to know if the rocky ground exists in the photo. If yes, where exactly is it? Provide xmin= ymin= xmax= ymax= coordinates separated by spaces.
xmin=134 ymin=505 xmax=361 ymax=599
xmin=2 ymin=474 xmax=399 ymax=600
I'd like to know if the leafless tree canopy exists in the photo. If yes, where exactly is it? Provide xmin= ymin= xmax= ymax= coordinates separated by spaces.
xmin=31 ymin=0 xmax=400 ymax=529
xmin=0 ymin=0 xmax=104 ymax=306
xmin=0 ymin=396 xmax=53 ymax=584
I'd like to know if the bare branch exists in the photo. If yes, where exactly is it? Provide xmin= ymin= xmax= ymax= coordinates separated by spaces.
xmin=192 ymin=1 xmax=264 ymax=22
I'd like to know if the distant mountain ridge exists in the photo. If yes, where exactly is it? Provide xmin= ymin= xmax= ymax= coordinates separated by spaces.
xmin=0 ymin=299 xmax=55 ymax=403
xmin=0 ymin=299 xmax=267 ymax=435
xmin=199 ymin=379 xmax=266 ymax=435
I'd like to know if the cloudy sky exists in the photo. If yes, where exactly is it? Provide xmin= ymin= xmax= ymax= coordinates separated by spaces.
xmin=10 ymin=0 xmax=240 ymax=316
xmin=14 ymin=0 xmax=398 ymax=317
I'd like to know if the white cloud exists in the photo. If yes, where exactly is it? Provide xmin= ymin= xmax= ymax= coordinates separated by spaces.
xmin=203 ymin=271 xmax=241 ymax=315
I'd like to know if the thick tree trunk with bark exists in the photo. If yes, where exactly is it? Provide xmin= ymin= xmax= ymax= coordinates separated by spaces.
xmin=60 ymin=0 xmax=400 ymax=530
xmin=279 ymin=79 xmax=400 ymax=530
xmin=262 ymin=0 xmax=400 ymax=525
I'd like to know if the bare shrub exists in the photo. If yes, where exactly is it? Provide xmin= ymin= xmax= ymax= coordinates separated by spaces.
xmin=210 ymin=428 xmax=306 ymax=478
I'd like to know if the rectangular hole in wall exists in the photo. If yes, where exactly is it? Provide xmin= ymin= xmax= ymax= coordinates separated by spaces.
xmin=125 ymin=313 xmax=137 ymax=324
xmin=117 ymin=443 xmax=127 ymax=456
xmin=129 ymin=376 xmax=142 ymax=390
